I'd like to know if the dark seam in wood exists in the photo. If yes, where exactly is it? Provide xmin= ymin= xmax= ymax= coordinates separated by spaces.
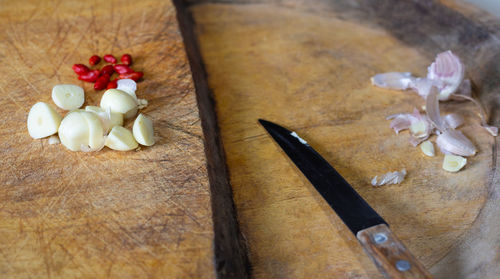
xmin=172 ymin=1 xmax=252 ymax=278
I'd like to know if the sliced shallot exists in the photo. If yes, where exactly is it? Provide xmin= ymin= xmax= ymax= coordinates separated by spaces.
xmin=371 ymin=169 xmax=407 ymax=186
xmin=411 ymin=77 xmax=434 ymax=98
xmin=427 ymin=50 xmax=464 ymax=100
xmin=389 ymin=114 xmax=414 ymax=134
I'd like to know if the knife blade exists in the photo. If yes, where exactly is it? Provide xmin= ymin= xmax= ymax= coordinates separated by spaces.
xmin=259 ymin=119 xmax=433 ymax=279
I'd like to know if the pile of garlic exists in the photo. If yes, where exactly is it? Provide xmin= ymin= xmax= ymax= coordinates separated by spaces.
xmin=27 ymin=79 xmax=155 ymax=152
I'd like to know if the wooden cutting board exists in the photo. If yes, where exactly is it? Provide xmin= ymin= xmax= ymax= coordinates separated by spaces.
xmin=0 ymin=1 xmax=216 ymax=278
xmin=181 ymin=0 xmax=500 ymax=278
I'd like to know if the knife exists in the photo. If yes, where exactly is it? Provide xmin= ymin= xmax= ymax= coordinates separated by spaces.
xmin=258 ymin=119 xmax=433 ymax=279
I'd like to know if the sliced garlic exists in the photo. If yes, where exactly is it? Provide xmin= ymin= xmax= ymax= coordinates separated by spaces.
xmin=85 ymin=106 xmax=123 ymax=133
xmin=58 ymin=111 xmax=104 ymax=151
xmin=420 ymin=140 xmax=435 ymax=157
xmin=52 ymin=84 xmax=85 ymax=110
xmin=105 ymin=126 xmax=138 ymax=151
xmin=100 ymin=89 xmax=138 ymax=119
xmin=27 ymin=102 xmax=62 ymax=139
xmin=442 ymin=154 xmax=467 ymax=172
xmin=133 ymin=114 xmax=155 ymax=146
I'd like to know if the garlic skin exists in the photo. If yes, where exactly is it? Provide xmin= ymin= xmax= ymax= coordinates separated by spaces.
xmin=371 ymin=169 xmax=407 ymax=186
xmin=85 ymin=106 xmax=123 ymax=134
xmin=58 ymin=111 xmax=104 ymax=151
xmin=100 ymin=89 xmax=138 ymax=119
xmin=410 ymin=120 xmax=428 ymax=138
xmin=427 ymin=50 xmax=464 ymax=101
xmin=442 ymin=154 xmax=467 ymax=172
xmin=420 ymin=140 xmax=435 ymax=157
xmin=105 ymin=126 xmax=138 ymax=151
xmin=371 ymin=72 xmax=415 ymax=90
xmin=52 ymin=85 xmax=85 ymax=110
xmin=27 ymin=102 xmax=62 ymax=139
xmin=133 ymin=114 xmax=155 ymax=146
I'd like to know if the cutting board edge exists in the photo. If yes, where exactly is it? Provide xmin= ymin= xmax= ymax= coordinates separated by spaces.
xmin=172 ymin=1 xmax=252 ymax=278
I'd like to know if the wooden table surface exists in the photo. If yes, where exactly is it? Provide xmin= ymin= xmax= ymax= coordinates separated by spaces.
xmin=0 ymin=1 xmax=215 ymax=278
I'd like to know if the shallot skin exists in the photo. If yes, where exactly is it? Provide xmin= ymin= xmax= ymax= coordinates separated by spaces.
xmin=371 ymin=72 xmax=414 ymax=90
xmin=371 ymin=169 xmax=407 ymax=186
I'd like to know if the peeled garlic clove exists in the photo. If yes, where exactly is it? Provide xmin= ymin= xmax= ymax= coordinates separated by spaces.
xmin=58 ymin=111 xmax=104 ymax=151
xmin=27 ymin=102 xmax=62 ymax=139
xmin=442 ymin=154 xmax=467 ymax=172
xmin=420 ymin=140 xmax=435 ymax=157
xmin=52 ymin=85 xmax=85 ymax=110
xmin=105 ymin=126 xmax=138 ymax=151
xmin=100 ymin=89 xmax=138 ymax=119
xmin=85 ymin=106 xmax=124 ymax=133
xmin=133 ymin=113 xmax=155 ymax=146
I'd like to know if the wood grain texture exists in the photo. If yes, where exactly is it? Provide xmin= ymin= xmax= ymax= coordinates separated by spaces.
xmin=357 ymin=224 xmax=433 ymax=279
xmin=0 ymin=1 xmax=215 ymax=278
xmin=186 ymin=0 xmax=500 ymax=278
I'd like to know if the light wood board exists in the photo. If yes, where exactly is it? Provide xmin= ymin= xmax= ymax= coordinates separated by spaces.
xmin=0 ymin=0 xmax=214 ymax=278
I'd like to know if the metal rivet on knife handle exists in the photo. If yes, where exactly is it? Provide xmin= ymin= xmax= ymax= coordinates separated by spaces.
xmin=396 ymin=260 xmax=411 ymax=272
xmin=357 ymin=224 xmax=433 ymax=279
xmin=374 ymin=233 xmax=388 ymax=244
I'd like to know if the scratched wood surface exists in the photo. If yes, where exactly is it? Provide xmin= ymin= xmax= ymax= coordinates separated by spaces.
xmin=184 ymin=0 xmax=500 ymax=278
xmin=0 ymin=1 xmax=215 ymax=278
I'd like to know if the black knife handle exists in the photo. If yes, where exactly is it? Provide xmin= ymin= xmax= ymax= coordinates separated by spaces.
xmin=356 ymin=224 xmax=433 ymax=279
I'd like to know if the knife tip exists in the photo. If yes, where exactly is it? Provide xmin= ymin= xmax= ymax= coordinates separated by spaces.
xmin=258 ymin=118 xmax=270 ymax=126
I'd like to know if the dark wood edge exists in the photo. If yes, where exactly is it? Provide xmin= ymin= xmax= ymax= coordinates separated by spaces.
xmin=172 ymin=0 xmax=251 ymax=278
